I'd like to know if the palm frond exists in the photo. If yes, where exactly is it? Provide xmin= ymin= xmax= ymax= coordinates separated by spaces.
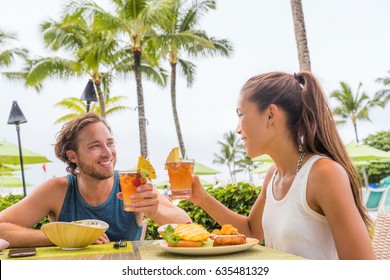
xmin=0 ymin=48 xmax=29 ymax=67
xmin=374 ymin=89 xmax=390 ymax=105
xmin=54 ymin=113 xmax=82 ymax=125
xmin=178 ymin=58 xmax=195 ymax=87
xmin=105 ymin=106 xmax=131 ymax=116
xmin=54 ymin=97 xmax=87 ymax=112
xmin=24 ymin=57 xmax=83 ymax=88
xmin=139 ymin=63 xmax=168 ymax=86
xmin=179 ymin=0 xmax=216 ymax=31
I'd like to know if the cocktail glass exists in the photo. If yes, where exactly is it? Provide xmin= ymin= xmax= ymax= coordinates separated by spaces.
xmin=118 ymin=171 xmax=146 ymax=211
xmin=166 ymin=159 xmax=195 ymax=199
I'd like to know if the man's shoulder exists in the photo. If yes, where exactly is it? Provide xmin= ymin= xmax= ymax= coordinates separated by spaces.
xmin=49 ymin=175 xmax=69 ymax=184
xmin=41 ymin=176 xmax=69 ymax=191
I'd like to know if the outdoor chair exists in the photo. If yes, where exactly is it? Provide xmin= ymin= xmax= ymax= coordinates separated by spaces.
xmin=363 ymin=186 xmax=389 ymax=212
xmin=372 ymin=212 xmax=390 ymax=260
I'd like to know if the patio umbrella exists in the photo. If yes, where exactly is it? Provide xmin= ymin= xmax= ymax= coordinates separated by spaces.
xmin=0 ymin=176 xmax=32 ymax=188
xmin=252 ymin=154 xmax=274 ymax=163
xmin=345 ymin=142 xmax=390 ymax=187
xmin=193 ymin=162 xmax=220 ymax=175
xmin=0 ymin=163 xmax=19 ymax=176
xmin=250 ymin=162 xmax=274 ymax=174
xmin=345 ymin=142 xmax=390 ymax=162
xmin=0 ymin=163 xmax=28 ymax=173
xmin=0 ymin=163 xmax=23 ymax=171
xmin=0 ymin=140 xmax=51 ymax=165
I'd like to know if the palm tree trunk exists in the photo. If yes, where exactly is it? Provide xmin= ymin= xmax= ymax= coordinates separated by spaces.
xmin=290 ymin=0 xmax=311 ymax=72
xmin=94 ymin=81 xmax=106 ymax=118
xmin=228 ymin=164 xmax=234 ymax=183
xmin=354 ymin=123 xmax=359 ymax=143
xmin=248 ymin=167 xmax=253 ymax=182
xmin=134 ymin=51 xmax=148 ymax=158
xmin=170 ymin=63 xmax=186 ymax=159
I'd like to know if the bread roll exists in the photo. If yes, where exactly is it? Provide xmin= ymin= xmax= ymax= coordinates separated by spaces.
xmin=211 ymin=234 xmax=246 ymax=246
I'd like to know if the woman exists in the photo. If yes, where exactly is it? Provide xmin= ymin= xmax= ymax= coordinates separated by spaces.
xmin=189 ymin=71 xmax=376 ymax=259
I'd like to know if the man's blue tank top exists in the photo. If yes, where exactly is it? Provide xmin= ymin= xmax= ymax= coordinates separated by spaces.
xmin=58 ymin=171 xmax=142 ymax=241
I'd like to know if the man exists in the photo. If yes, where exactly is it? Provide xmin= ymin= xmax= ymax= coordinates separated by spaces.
xmin=0 ymin=113 xmax=191 ymax=247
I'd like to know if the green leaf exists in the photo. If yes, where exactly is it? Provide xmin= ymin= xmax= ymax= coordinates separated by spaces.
xmin=163 ymin=225 xmax=180 ymax=244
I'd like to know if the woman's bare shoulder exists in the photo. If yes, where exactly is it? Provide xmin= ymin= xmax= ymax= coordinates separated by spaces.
xmin=309 ymin=157 xmax=352 ymax=199
xmin=311 ymin=157 xmax=349 ymax=184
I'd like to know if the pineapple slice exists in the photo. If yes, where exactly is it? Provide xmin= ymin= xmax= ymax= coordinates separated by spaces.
xmin=166 ymin=147 xmax=181 ymax=163
xmin=137 ymin=156 xmax=157 ymax=179
xmin=165 ymin=147 xmax=181 ymax=170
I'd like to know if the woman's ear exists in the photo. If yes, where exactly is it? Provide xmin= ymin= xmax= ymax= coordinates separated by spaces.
xmin=267 ymin=104 xmax=278 ymax=126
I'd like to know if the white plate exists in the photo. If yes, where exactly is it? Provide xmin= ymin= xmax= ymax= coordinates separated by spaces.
xmin=157 ymin=224 xmax=178 ymax=237
xmin=155 ymin=238 xmax=259 ymax=256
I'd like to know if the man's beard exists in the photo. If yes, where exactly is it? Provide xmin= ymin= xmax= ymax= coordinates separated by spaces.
xmin=76 ymin=156 xmax=114 ymax=180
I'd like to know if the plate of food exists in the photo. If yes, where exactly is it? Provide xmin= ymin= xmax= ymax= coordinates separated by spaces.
xmin=155 ymin=224 xmax=259 ymax=256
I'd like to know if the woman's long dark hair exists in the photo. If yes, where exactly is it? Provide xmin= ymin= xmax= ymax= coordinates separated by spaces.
xmin=242 ymin=71 xmax=372 ymax=230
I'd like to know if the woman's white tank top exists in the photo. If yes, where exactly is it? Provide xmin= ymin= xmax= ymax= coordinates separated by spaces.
xmin=262 ymin=155 xmax=338 ymax=259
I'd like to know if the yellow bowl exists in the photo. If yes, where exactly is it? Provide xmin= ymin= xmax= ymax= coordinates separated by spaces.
xmin=41 ymin=219 xmax=109 ymax=250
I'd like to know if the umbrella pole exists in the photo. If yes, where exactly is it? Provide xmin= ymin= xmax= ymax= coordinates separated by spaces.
xmin=16 ymin=124 xmax=27 ymax=197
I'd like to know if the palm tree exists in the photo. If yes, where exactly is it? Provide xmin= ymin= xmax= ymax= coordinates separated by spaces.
xmin=75 ymin=0 xmax=169 ymax=158
xmin=236 ymin=154 xmax=258 ymax=183
xmin=3 ymin=11 xmax=124 ymax=118
xmin=0 ymin=30 xmax=28 ymax=70
xmin=213 ymin=131 xmax=242 ymax=183
xmin=290 ymin=0 xmax=311 ymax=71
xmin=53 ymin=94 xmax=130 ymax=124
xmin=330 ymin=82 xmax=385 ymax=142
xmin=151 ymin=0 xmax=233 ymax=158
xmin=375 ymin=70 xmax=390 ymax=105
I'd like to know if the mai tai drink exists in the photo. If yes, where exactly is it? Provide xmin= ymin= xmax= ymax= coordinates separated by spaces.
xmin=166 ymin=159 xmax=195 ymax=199
xmin=118 ymin=171 xmax=146 ymax=211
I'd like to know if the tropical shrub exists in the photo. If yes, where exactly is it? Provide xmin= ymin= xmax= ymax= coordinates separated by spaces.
xmin=179 ymin=182 xmax=261 ymax=231
xmin=363 ymin=131 xmax=390 ymax=184
xmin=145 ymin=218 xmax=160 ymax=240
xmin=145 ymin=182 xmax=261 ymax=240
xmin=0 ymin=194 xmax=23 ymax=211
xmin=0 ymin=194 xmax=49 ymax=229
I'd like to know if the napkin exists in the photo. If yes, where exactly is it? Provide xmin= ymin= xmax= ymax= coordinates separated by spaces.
xmin=0 ymin=239 xmax=10 ymax=250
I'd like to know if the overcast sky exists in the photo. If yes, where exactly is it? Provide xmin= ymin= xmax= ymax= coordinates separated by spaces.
xmin=1 ymin=0 xmax=390 ymax=191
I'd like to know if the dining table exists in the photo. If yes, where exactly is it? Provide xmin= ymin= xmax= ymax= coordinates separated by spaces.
xmin=0 ymin=240 xmax=303 ymax=260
